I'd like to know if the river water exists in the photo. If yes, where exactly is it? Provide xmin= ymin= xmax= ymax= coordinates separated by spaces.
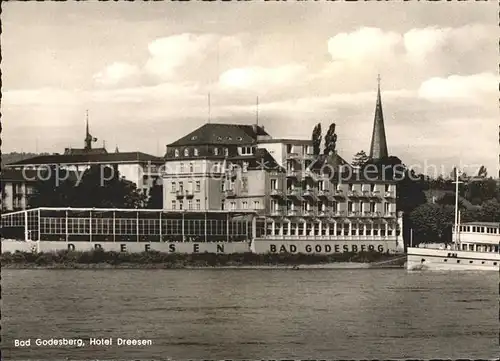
xmin=2 ymin=269 xmax=498 ymax=360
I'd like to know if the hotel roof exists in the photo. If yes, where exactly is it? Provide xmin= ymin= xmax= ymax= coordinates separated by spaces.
xmin=168 ymin=123 xmax=269 ymax=146
xmin=6 ymin=152 xmax=164 ymax=167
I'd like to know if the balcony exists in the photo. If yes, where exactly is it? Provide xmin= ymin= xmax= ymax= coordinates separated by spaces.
xmin=348 ymin=211 xmax=359 ymax=217
xmin=332 ymin=211 xmax=346 ymax=218
xmin=317 ymin=189 xmax=331 ymax=199
xmin=270 ymin=208 xmax=284 ymax=217
xmin=384 ymin=191 xmax=395 ymax=198
xmin=302 ymin=188 xmax=317 ymax=198
xmin=333 ymin=190 xmax=345 ymax=198
xmin=184 ymin=190 xmax=194 ymax=199
xmin=360 ymin=190 xmax=372 ymax=198
xmin=318 ymin=210 xmax=332 ymax=218
xmin=370 ymin=190 xmax=382 ymax=198
xmin=286 ymin=168 xmax=300 ymax=178
xmin=224 ymin=189 xmax=236 ymax=198
xmin=270 ymin=189 xmax=285 ymax=197
xmin=226 ymin=168 xmax=238 ymax=179
xmin=347 ymin=190 xmax=360 ymax=198
xmin=287 ymin=152 xmax=300 ymax=160
xmin=175 ymin=190 xmax=184 ymax=199
xmin=383 ymin=212 xmax=396 ymax=218
xmin=287 ymin=188 xmax=303 ymax=199
xmin=302 ymin=169 xmax=315 ymax=179
xmin=287 ymin=209 xmax=299 ymax=217
xmin=303 ymin=209 xmax=316 ymax=217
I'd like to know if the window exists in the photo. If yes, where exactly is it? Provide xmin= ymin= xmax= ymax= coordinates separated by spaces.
xmin=214 ymin=148 xmax=219 ymax=156
xmin=180 ymin=163 xmax=184 ymax=173
xmin=179 ymin=182 xmax=184 ymax=192
xmin=171 ymin=200 xmax=176 ymax=210
xmin=224 ymin=148 xmax=229 ymax=156
xmin=384 ymin=203 xmax=390 ymax=214
xmin=242 ymin=201 xmax=248 ymax=209
xmin=318 ymin=181 xmax=324 ymax=190
xmin=195 ymin=181 xmax=201 ymax=192
xmin=230 ymin=202 xmax=236 ymax=210
xmin=370 ymin=202 xmax=376 ymax=213
xmin=196 ymin=199 xmax=201 ymax=210
xmin=370 ymin=184 xmax=375 ymax=192
xmin=240 ymin=146 xmax=254 ymax=155
xmin=221 ymin=182 xmax=225 ymax=192
xmin=358 ymin=201 xmax=363 ymax=212
xmin=385 ymin=184 xmax=390 ymax=192
xmin=184 ymin=149 xmax=189 ymax=157
xmin=189 ymin=163 xmax=194 ymax=173
xmin=348 ymin=201 xmax=354 ymax=212
xmin=179 ymin=201 xmax=183 ymax=210
xmin=174 ymin=149 xmax=180 ymax=157
xmin=271 ymin=179 xmax=277 ymax=190
xmin=194 ymin=148 xmax=199 ymax=156
xmin=171 ymin=182 xmax=176 ymax=192
xmin=254 ymin=201 xmax=260 ymax=209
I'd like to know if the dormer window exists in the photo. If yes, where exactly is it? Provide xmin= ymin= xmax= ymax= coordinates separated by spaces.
xmin=217 ymin=136 xmax=222 ymax=141
xmin=194 ymin=148 xmax=199 ymax=156
xmin=184 ymin=149 xmax=189 ymax=157
xmin=237 ymin=137 xmax=243 ymax=141
xmin=191 ymin=136 xmax=198 ymax=140
xmin=227 ymin=136 xmax=232 ymax=140
xmin=240 ymin=146 xmax=254 ymax=155
xmin=174 ymin=149 xmax=180 ymax=157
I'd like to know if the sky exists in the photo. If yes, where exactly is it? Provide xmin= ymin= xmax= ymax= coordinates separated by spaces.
xmin=2 ymin=1 xmax=498 ymax=177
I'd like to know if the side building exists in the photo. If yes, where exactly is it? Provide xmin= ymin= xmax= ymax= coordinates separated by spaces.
xmin=5 ymin=118 xmax=164 ymax=196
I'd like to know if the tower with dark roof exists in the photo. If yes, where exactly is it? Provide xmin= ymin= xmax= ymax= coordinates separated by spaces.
xmin=369 ymin=75 xmax=389 ymax=160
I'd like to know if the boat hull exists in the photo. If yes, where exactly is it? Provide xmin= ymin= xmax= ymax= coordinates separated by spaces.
xmin=406 ymin=247 xmax=499 ymax=271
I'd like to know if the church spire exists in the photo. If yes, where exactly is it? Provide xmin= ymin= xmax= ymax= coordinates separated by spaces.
xmin=369 ymin=74 xmax=389 ymax=160
xmin=84 ymin=110 xmax=97 ymax=151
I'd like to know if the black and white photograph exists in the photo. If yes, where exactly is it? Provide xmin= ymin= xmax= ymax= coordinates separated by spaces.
xmin=1 ymin=1 xmax=499 ymax=360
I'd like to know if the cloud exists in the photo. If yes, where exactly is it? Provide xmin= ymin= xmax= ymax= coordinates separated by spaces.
xmin=2 ymin=88 xmax=81 ymax=106
xmin=91 ymin=33 xmax=242 ymax=87
xmin=327 ymin=27 xmax=402 ymax=64
xmin=218 ymin=64 xmax=307 ymax=91
xmin=93 ymin=62 xmax=140 ymax=86
xmin=418 ymin=73 xmax=498 ymax=102
xmin=403 ymin=27 xmax=451 ymax=62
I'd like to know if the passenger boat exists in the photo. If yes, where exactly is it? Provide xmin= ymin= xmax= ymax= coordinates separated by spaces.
xmin=406 ymin=170 xmax=499 ymax=271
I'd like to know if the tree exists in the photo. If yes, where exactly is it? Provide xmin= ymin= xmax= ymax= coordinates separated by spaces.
xmin=28 ymin=165 xmax=147 ymax=209
xmin=311 ymin=123 xmax=322 ymax=156
xmin=323 ymin=123 xmax=337 ymax=155
xmin=28 ymin=166 xmax=77 ymax=208
xmin=409 ymin=203 xmax=455 ymax=244
xmin=146 ymin=181 xmax=163 ymax=209
xmin=351 ymin=150 xmax=369 ymax=168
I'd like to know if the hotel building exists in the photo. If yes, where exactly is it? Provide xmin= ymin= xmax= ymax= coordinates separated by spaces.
xmin=163 ymin=81 xmax=403 ymax=251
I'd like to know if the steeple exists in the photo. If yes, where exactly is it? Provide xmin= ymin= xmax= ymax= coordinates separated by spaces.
xmin=84 ymin=110 xmax=97 ymax=151
xmin=369 ymin=74 xmax=389 ymax=160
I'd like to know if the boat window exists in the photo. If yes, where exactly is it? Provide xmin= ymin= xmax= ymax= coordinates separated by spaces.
xmin=444 ymin=259 xmax=448 ymax=262
xmin=469 ymin=261 xmax=473 ymax=264
xmin=456 ymin=260 xmax=460 ymax=263
xmin=421 ymin=258 xmax=425 ymax=262
xmin=494 ymin=262 xmax=498 ymax=266
xmin=482 ymin=261 xmax=485 ymax=264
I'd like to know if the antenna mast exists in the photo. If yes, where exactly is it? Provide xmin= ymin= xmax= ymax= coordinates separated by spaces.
xmin=256 ymin=96 xmax=259 ymax=126
xmin=453 ymin=168 xmax=463 ymax=247
xmin=208 ymin=93 xmax=211 ymax=124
